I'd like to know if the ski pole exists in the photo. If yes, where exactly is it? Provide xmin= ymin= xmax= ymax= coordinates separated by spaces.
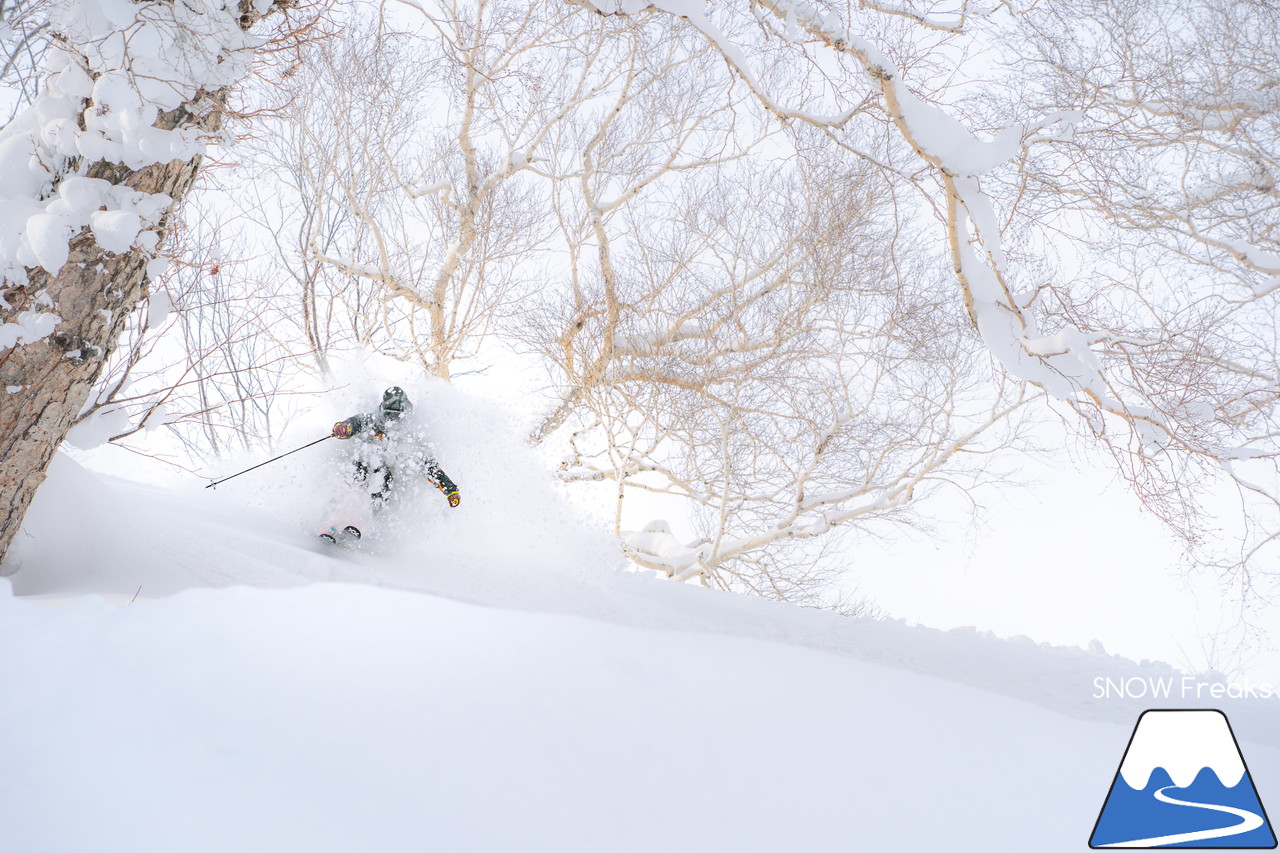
xmin=205 ymin=434 xmax=334 ymax=489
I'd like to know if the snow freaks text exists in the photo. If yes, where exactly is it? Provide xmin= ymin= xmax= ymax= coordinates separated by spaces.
xmin=1092 ymin=677 xmax=1278 ymax=701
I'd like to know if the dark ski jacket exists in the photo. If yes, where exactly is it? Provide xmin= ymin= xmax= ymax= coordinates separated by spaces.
xmin=333 ymin=411 xmax=459 ymax=501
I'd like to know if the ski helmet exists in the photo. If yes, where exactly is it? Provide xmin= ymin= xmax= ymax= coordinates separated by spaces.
xmin=381 ymin=386 xmax=413 ymax=420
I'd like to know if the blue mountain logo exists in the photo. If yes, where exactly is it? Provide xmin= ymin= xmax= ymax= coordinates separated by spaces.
xmin=1090 ymin=709 xmax=1276 ymax=848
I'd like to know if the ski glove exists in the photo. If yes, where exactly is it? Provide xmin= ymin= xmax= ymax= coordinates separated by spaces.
xmin=332 ymin=422 xmax=354 ymax=439
xmin=447 ymin=490 xmax=461 ymax=508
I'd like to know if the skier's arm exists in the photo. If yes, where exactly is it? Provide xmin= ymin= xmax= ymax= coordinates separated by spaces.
xmin=424 ymin=457 xmax=461 ymax=507
xmin=332 ymin=414 xmax=371 ymax=439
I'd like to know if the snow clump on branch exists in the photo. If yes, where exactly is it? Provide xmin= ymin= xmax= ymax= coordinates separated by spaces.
xmin=0 ymin=0 xmax=266 ymax=288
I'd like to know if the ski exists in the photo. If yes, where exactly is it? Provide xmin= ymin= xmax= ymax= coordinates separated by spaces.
xmin=319 ymin=525 xmax=362 ymax=546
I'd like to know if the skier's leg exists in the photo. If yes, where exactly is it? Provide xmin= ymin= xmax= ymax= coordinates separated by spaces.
xmin=370 ymin=466 xmax=392 ymax=511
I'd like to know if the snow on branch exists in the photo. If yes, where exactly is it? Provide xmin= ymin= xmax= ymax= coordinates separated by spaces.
xmin=551 ymin=0 xmax=1280 ymax=598
xmin=582 ymin=0 xmax=1237 ymax=462
xmin=0 ymin=0 xmax=265 ymax=289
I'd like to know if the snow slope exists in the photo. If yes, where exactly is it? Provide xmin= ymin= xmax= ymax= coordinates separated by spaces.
xmin=3 ymin=387 xmax=1277 ymax=852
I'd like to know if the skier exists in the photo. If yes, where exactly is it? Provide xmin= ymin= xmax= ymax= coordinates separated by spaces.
xmin=330 ymin=386 xmax=461 ymax=511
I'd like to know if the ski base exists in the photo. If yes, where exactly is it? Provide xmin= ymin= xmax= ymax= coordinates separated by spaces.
xmin=319 ymin=525 xmax=362 ymax=546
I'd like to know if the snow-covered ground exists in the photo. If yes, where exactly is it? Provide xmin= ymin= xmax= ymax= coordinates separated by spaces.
xmin=3 ymin=388 xmax=1277 ymax=852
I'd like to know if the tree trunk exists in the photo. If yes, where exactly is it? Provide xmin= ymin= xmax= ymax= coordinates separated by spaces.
xmin=0 ymin=0 xmax=282 ymax=570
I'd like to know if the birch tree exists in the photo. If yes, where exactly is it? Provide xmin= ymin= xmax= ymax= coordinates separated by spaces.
xmin=1007 ymin=0 xmax=1280 ymax=576
xmin=564 ymin=0 xmax=1280 ymax=603
xmin=0 ymin=0 xmax=51 ymax=121
xmin=253 ymin=2 xmax=627 ymax=380
xmin=518 ymin=12 xmax=1024 ymax=599
xmin=548 ymin=149 xmax=1020 ymax=599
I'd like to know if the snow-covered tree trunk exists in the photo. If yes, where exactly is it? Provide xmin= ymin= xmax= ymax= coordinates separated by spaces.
xmin=0 ymin=0 xmax=289 ymax=566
